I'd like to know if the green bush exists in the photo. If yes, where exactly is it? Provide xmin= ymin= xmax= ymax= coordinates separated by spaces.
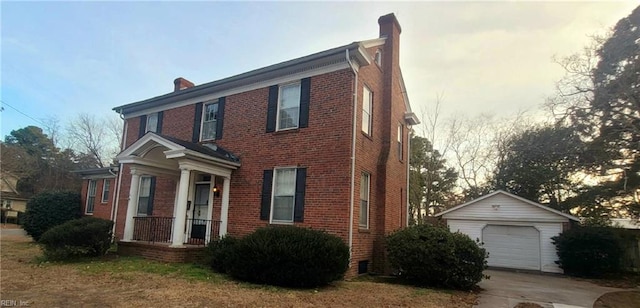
xmin=552 ymin=226 xmax=623 ymax=277
xmin=386 ymin=224 xmax=487 ymax=290
xmin=39 ymin=217 xmax=113 ymax=260
xmin=204 ymin=235 xmax=238 ymax=273
xmin=23 ymin=191 xmax=81 ymax=241
xmin=213 ymin=226 xmax=350 ymax=288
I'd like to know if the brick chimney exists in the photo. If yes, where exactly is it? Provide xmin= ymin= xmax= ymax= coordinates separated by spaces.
xmin=173 ymin=77 xmax=195 ymax=92
xmin=378 ymin=13 xmax=401 ymax=73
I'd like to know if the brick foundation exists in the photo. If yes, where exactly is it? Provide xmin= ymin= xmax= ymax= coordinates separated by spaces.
xmin=117 ymin=241 xmax=206 ymax=263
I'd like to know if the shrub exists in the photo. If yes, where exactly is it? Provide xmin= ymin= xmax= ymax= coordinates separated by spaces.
xmin=552 ymin=226 xmax=623 ymax=277
xmin=386 ymin=224 xmax=487 ymax=290
xmin=217 ymin=226 xmax=350 ymax=288
xmin=39 ymin=217 xmax=113 ymax=261
xmin=23 ymin=191 xmax=81 ymax=241
xmin=204 ymin=235 xmax=238 ymax=273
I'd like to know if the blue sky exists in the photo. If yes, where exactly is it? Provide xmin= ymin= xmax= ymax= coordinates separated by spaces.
xmin=1 ymin=1 xmax=637 ymax=140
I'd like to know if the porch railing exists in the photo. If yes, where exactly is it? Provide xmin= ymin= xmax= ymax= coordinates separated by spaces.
xmin=185 ymin=219 xmax=221 ymax=245
xmin=132 ymin=216 xmax=174 ymax=243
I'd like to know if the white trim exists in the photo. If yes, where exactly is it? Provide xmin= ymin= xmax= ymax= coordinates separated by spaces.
xmin=362 ymin=85 xmax=373 ymax=135
xmin=361 ymin=37 xmax=387 ymax=49
xmin=124 ymin=62 xmax=351 ymax=119
xmin=435 ymin=190 xmax=580 ymax=221
xmin=359 ymin=172 xmax=370 ymax=229
xmin=146 ymin=112 xmax=159 ymax=133
xmin=200 ymin=100 xmax=219 ymax=141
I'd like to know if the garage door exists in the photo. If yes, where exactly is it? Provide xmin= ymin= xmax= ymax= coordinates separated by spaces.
xmin=482 ymin=225 xmax=540 ymax=270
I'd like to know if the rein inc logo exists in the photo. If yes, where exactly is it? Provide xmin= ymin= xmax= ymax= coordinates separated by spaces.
xmin=0 ymin=300 xmax=29 ymax=307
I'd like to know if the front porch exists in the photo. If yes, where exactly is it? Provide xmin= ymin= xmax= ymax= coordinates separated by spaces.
xmin=116 ymin=133 xmax=240 ymax=261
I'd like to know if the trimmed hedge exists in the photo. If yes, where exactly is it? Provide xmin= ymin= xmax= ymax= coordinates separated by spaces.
xmin=39 ymin=217 xmax=113 ymax=260
xmin=552 ymin=226 xmax=623 ymax=277
xmin=205 ymin=226 xmax=350 ymax=288
xmin=23 ymin=191 xmax=81 ymax=241
xmin=386 ymin=224 xmax=487 ymax=290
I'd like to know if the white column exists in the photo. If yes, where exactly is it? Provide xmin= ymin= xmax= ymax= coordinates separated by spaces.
xmin=171 ymin=168 xmax=191 ymax=247
xmin=219 ymin=176 xmax=231 ymax=237
xmin=122 ymin=171 xmax=141 ymax=241
xmin=205 ymin=176 xmax=215 ymax=243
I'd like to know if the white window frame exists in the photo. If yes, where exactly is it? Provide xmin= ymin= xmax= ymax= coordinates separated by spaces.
xmin=359 ymin=173 xmax=370 ymax=229
xmin=374 ymin=49 xmax=382 ymax=67
xmin=146 ymin=112 xmax=159 ymax=133
xmin=276 ymin=82 xmax=301 ymax=131
xmin=362 ymin=86 xmax=373 ymax=135
xmin=397 ymin=123 xmax=404 ymax=161
xmin=270 ymin=167 xmax=297 ymax=224
xmin=101 ymin=179 xmax=110 ymax=203
xmin=86 ymin=179 xmax=96 ymax=214
xmin=137 ymin=176 xmax=153 ymax=216
xmin=200 ymin=101 xmax=219 ymax=141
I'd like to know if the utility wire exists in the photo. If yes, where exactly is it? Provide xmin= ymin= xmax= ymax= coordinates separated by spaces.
xmin=0 ymin=99 xmax=47 ymax=127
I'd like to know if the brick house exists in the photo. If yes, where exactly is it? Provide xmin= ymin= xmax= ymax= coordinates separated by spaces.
xmin=78 ymin=13 xmax=419 ymax=276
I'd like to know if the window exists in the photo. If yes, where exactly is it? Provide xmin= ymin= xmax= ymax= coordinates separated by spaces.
xmin=277 ymin=83 xmax=301 ymax=130
xmin=86 ymin=180 xmax=96 ymax=214
xmin=271 ymin=168 xmax=297 ymax=223
xmin=362 ymin=86 xmax=372 ymax=135
xmin=101 ymin=179 xmax=110 ymax=203
xmin=374 ymin=50 xmax=382 ymax=66
xmin=137 ymin=176 xmax=154 ymax=216
xmin=397 ymin=124 xmax=404 ymax=160
xmin=260 ymin=168 xmax=306 ymax=222
xmin=2 ymin=199 xmax=12 ymax=209
xmin=146 ymin=113 xmax=159 ymax=133
xmin=359 ymin=173 xmax=370 ymax=228
xmin=201 ymin=102 xmax=219 ymax=140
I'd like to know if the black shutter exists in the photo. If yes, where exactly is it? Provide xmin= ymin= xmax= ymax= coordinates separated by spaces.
xmin=294 ymin=168 xmax=306 ymax=222
xmin=260 ymin=170 xmax=273 ymax=220
xmin=299 ymin=78 xmax=310 ymax=128
xmin=266 ymin=85 xmax=278 ymax=132
xmin=148 ymin=176 xmax=157 ymax=215
xmin=216 ymin=97 xmax=225 ymax=140
xmin=156 ymin=111 xmax=164 ymax=134
xmin=192 ymin=102 xmax=203 ymax=142
xmin=138 ymin=115 xmax=147 ymax=138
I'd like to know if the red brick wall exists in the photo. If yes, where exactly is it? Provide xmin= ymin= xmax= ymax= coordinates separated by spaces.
xmin=118 ymin=241 xmax=205 ymax=263
xmin=81 ymin=178 xmax=115 ymax=221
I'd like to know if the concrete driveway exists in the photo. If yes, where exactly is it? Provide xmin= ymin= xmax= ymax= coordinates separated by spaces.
xmin=475 ymin=269 xmax=627 ymax=308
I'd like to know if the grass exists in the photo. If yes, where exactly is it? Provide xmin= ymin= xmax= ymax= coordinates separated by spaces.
xmin=1 ymin=234 xmax=478 ymax=307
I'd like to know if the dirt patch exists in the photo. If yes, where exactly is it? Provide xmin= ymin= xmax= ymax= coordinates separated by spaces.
xmin=0 ymin=234 xmax=477 ymax=307
xmin=593 ymin=290 xmax=640 ymax=308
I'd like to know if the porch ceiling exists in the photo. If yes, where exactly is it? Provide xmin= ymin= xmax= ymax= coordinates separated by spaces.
xmin=116 ymin=133 xmax=240 ymax=174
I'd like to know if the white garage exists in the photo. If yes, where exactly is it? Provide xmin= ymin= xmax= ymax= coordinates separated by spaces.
xmin=435 ymin=190 xmax=579 ymax=273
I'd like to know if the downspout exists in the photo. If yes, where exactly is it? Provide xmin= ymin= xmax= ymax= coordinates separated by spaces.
xmin=110 ymin=111 xmax=127 ymax=240
xmin=346 ymin=49 xmax=358 ymax=260
xmin=406 ymin=128 xmax=411 ymax=227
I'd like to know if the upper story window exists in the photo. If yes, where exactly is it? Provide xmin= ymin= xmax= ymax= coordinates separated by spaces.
xmin=397 ymin=124 xmax=404 ymax=161
xmin=146 ymin=113 xmax=159 ymax=133
xmin=266 ymin=78 xmax=310 ymax=133
xmin=86 ymin=179 xmax=96 ymax=214
xmin=101 ymin=179 xmax=110 ymax=203
xmin=201 ymin=102 xmax=219 ymax=141
xmin=374 ymin=50 xmax=382 ymax=66
xmin=362 ymin=86 xmax=373 ymax=135
xmin=278 ymin=83 xmax=301 ymax=130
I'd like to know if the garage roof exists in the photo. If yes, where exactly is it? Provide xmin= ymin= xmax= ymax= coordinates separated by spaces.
xmin=435 ymin=190 xmax=580 ymax=221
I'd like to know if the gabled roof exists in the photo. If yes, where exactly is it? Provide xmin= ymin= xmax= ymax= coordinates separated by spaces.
xmin=435 ymin=190 xmax=580 ymax=221
xmin=73 ymin=166 xmax=119 ymax=178
xmin=113 ymin=41 xmax=372 ymax=115
xmin=117 ymin=132 xmax=240 ymax=167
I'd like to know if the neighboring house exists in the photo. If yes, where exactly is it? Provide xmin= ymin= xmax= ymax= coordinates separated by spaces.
xmin=436 ymin=190 xmax=579 ymax=273
xmin=79 ymin=13 xmax=419 ymax=276
xmin=0 ymin=173 xmax=28 ymax=224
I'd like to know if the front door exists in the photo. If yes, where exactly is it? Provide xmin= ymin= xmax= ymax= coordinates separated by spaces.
xmin=190 ymin=184 xmax=209 ymax=241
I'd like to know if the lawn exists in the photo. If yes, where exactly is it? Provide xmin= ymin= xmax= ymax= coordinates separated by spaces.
xmin=0 ymin=234 xmax=477 ymax=307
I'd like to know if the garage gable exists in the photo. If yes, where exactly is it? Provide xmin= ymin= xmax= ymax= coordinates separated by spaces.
xmin=436 ymin=190 xmax=579 ymax=222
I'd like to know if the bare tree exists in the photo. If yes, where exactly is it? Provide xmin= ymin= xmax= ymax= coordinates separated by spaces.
xmin=66 ymin=113 xmax=122 ymax=168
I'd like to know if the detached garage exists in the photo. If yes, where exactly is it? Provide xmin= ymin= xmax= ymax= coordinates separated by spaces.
xmin=435 ymin=190 xmax=579 ymax=273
